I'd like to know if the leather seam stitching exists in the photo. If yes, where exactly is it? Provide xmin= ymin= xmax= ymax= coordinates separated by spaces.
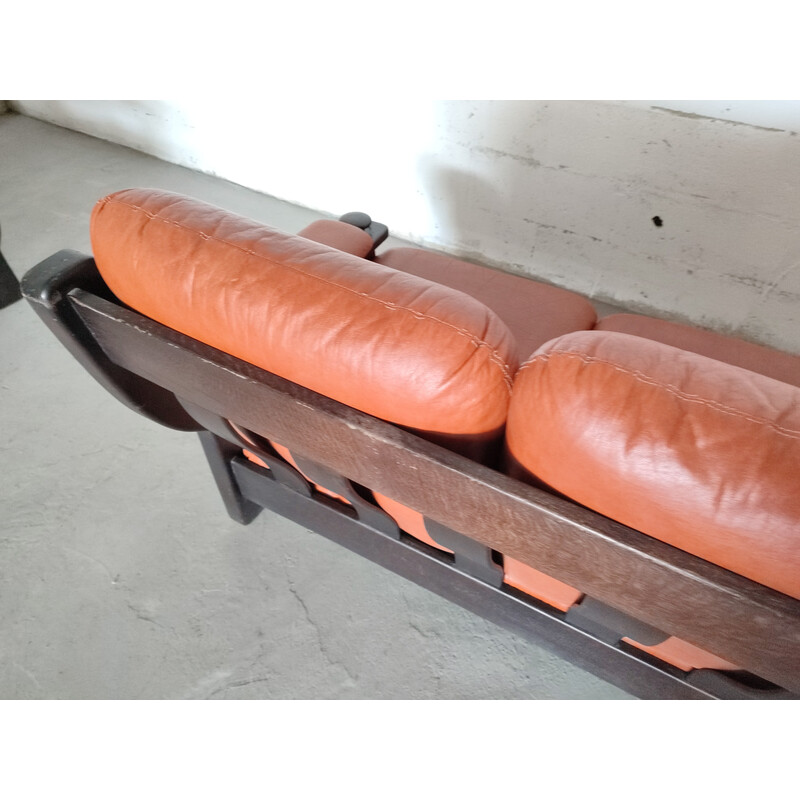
xmin=99 ymin=196 xmax=514 ymax=393
xmin=516 ymin=350 xmax=800 ymax=440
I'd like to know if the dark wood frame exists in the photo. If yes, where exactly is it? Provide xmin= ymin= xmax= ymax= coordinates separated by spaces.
xmin=0 ymin=223 xmax=22 ymax=309
xmin=22 ymin=250 xmax=800 ymax=700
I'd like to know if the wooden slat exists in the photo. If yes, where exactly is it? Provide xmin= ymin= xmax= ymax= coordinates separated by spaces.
xmin=231 ymin=455 xmax=720 ymax=699
xmin=69 ymin=288 xmax=800 ymax=692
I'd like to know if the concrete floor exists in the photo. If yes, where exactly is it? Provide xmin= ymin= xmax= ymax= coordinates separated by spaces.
xmin=0 ymin=112 xmax=632 ymax=699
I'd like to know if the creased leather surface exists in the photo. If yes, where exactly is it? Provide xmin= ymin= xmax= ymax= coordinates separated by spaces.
xmin=507 ymin=330 xmax=800 ymax=599
xmin=297 ymin=219 xmax=375 ymax=258
xmin=90 ymin=189 xmax=519 ymax=435
xmin=378 ymin=247 xmax=597 ymax=359
xmin=596 ymin=313 xmax=800 ymax=388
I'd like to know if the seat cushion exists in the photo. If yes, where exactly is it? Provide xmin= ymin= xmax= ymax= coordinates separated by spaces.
xmin=596 ymin=313 xmax=800 ymax=388
xmin=376 ymin=248 xmax=597 ymax=358
xmin=506 ymin=329 xmax=800 ymax=600
xmin=90 ymin=189 xmax=519 ymax=440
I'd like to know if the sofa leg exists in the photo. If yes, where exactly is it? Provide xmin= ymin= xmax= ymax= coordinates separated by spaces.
xmin=0 ymin=238 xmax=22 ymax=310
xmin=198 ymin=431 xmax=262 ymax=524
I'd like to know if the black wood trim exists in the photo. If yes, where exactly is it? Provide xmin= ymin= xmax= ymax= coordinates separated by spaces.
xmin=21 ymin=252 xmax=200 ymax=431
xmin=0 ymin=223 xmax=22 ymax=309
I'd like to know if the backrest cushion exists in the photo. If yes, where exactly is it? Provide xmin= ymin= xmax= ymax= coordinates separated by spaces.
xmin=506 ymin=329 xmax=800 ymax=599
xmin=297 ymin=219 xmax=376 ymax=258
xmin=596 ymin=313 xmax=800 ymax=388
xmin=90 ymin=189 xmax=519 ymax=439
xmin=376 ymin=247 xmax=598 ymax=359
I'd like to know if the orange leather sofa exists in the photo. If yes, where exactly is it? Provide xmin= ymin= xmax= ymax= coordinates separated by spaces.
xmin=23 ymin=188 xmax=800 ymax=699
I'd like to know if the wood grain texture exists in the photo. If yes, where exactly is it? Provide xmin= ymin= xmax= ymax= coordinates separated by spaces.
xmin=68 ymin=287 xmax=800 ymax=692
xmin=231 ymin=456 xmax=725 ymax=699
xmin=22 ymin=252 xmax=200 ymax=431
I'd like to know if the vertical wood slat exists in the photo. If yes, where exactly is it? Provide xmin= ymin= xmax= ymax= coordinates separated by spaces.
xmin=230 ymin=455 xmax=722 ymax=699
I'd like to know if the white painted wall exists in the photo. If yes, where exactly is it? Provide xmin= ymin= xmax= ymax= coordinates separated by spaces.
xmin=11 ymin=99 xmax=800 ymax=353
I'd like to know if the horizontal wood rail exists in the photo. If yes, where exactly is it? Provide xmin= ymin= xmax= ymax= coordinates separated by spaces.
xmin=66 ymin=285 xmax=800 ymax=693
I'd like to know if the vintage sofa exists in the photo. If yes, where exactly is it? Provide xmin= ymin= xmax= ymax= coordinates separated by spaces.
xmin=22 ymin=188 xmax=800 ymax=699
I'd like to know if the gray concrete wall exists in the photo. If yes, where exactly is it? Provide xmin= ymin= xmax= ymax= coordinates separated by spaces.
xmin=12 ymin=99 xmax=800 ymax=354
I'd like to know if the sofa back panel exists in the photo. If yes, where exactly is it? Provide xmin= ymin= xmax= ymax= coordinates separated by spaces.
xmin=377 ymin=247 xmax=597 ymax=360
xmin=596 ymin=313 xmax=800 ymax=388
xmin=506 ymin=330 xmax=800 ymax=600
xmin=90 ymin=189 xmax=519 ymax=437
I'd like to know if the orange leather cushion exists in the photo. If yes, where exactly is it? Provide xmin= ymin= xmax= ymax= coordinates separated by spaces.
xmin=369 ymin=250 xmax=595 ymax=553
xmin=243 ymin=445 xmax=352 ymax=505
xmin=506 ymin=330 xmax=800 ymax=600
xmin=596 ymin=313 xmax=800 ymax=388
xmin=370 ymin=247 xmax=597 ymax=551
xmin=370 ymin=495 xmax=452 ymax=552
xmin=622 ymin=636 xmax=739 ymax=672
xmin=297 ymin=219 xmax=375 ymax=258
xmin=90 ymin=189 xmax=519 ymax=437
xmin=503 ymin=558 xmax=583 ymax=612
xmin=377 ymin=248 xmax=597 ymax=359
